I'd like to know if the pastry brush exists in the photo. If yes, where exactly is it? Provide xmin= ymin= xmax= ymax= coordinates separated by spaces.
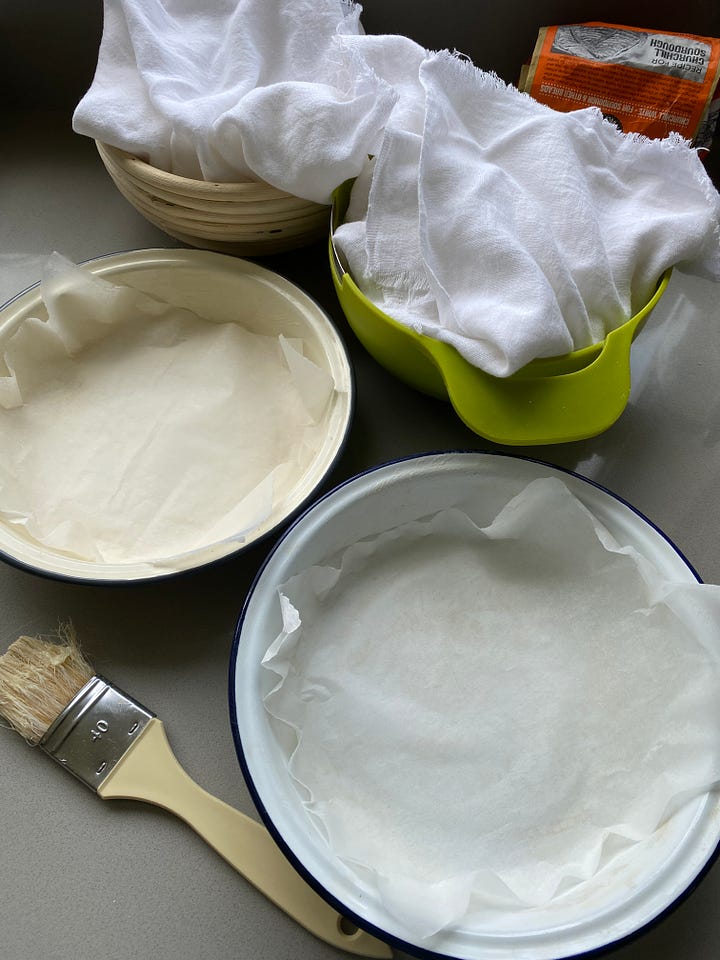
xmin=0 ymin=630 xmax=391 ymax=959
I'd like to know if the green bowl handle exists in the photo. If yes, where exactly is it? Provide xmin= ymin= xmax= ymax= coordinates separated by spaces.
xmin=424 ymin=273 xmax=670 ymax=445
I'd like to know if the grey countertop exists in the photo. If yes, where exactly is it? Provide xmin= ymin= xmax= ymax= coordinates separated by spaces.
xmin=3 ymin=4 xmax=720 ymax=959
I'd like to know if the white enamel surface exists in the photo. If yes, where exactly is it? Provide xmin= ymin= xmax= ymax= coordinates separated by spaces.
xmin=232 ymin=452 xmax=720 ymax=960
xmin=0 ymin=249 xmax=353 ymax=581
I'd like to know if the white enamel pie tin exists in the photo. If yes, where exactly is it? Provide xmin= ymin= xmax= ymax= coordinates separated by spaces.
xmin=230 ymin=451 xmax=720 ymax=960
xmin=0 ymin=248 xmax=353 ymax=583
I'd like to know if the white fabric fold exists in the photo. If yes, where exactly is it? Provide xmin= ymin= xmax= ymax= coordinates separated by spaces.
xmin=73 ymin=0 xmax=397 ymax=203
xmin=334 ymin=50 xmax=720 ymax=376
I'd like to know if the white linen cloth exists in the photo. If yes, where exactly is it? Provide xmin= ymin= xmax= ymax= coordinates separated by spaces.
xmin=262 ymin=476 xmax=720 ymax=938
xmin=334 ymin=50 xmax=720 ymax=376
xmin=72 ymin=0 xmax=396 ymax=204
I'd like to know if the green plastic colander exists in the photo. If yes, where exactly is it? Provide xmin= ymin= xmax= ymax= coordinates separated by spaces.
xmin=329 ymin=180 xmax=670 ymax=446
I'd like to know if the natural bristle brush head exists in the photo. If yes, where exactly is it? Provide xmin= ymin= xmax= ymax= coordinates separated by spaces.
xmin=0 ymin=627 xmax=94 ymax=743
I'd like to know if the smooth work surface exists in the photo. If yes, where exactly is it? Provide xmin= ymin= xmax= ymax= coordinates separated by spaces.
xmin=2 ymin=3 xmax=720 ymax=958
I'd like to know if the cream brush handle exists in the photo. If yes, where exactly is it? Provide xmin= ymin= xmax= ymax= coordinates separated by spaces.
xmin=97 ymin=717 xmax=391 ymax=958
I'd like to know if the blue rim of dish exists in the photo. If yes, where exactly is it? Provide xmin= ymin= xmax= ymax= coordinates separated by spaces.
xmin=0 ymin=248 xmax=356 ymax=586
xmin=228 ymin=448 xmax=720 ymax=960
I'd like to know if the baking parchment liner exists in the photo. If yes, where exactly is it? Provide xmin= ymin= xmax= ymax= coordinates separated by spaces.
xmin=261 ymin=476 xmax=720 ymax=938
xmin=0 ymin=254 xmax=336 ymax=569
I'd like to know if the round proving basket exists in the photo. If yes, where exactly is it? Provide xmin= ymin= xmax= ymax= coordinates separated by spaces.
xmin=329 ymin=180 xmax=671 ymax=446
xmin=230 ymin=451 xmax=720 ymax=960
xmin=96 ymin=141 xmax=330 ymax=256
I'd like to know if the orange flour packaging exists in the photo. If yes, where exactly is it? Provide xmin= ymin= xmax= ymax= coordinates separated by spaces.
xmin=520 ymin=22 xmax=720 ymax=154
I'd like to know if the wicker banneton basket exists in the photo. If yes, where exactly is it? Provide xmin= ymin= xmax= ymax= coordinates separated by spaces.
xmin=96 ymin=141 xmax=330 ymax=256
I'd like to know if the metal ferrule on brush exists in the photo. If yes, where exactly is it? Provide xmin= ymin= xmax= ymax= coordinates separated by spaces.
xmin=39 ymin=676 xmax=155 ymax=791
